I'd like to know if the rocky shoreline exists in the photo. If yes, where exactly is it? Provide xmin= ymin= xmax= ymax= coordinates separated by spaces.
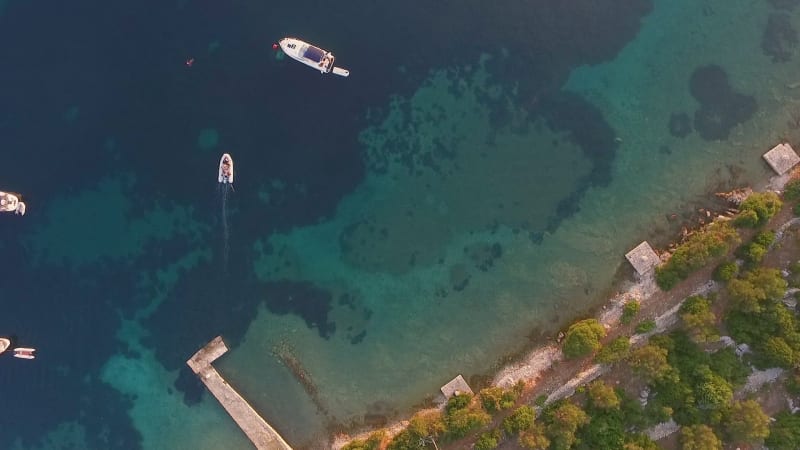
xmin=331 ymin=170 xmax=797 ymax=449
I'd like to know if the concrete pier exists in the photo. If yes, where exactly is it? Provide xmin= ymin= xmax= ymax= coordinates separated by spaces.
xmin=187 ymin=336 xmax=293 ymax=450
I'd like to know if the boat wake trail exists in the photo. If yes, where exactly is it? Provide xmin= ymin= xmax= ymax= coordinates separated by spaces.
xmin=220 ymin=183 xmax=231 ymax=271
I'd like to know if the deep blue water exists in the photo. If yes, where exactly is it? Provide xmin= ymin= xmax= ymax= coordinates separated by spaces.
xmin=0 ymin=0 xmax=671 ymax=447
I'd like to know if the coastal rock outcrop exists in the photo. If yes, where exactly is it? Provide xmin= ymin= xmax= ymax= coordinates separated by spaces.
xmin=714 ymin=187 xmax=753 ymax=206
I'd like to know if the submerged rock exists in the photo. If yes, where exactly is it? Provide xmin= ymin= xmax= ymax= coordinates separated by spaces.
xmin=762 ymin=13 xmax=798 ymax=63
xmin=689 ymin=65 xmax=757 ymax=141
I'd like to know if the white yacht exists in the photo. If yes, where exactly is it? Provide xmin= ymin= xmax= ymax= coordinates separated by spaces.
xmin=0 ymin=338 xmax=9 ymax=354
xmin=0 ymin=191 xmax=25 ymax=215
xmin=278 ymin=37 xmax=350 ymax=77
xmin=219 ymin=153 xmax=234 ymax=184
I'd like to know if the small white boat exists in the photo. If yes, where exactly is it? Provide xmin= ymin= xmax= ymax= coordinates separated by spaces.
xmin=219 ymin=153 xmax=234 ymax=184
xmin=13 ymin=347 xmax=35 ymax=360
xmin=278 ymin=37 xmax=350 ymax=77
xmin=0 ymin=191 xmax=25 ymax=215
xmin=0 ymin=338 xmax=10 ymax=355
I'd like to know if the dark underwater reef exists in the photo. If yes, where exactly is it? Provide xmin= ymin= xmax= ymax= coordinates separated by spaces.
xmin=689 ymin=65 xmax=757 ymax=141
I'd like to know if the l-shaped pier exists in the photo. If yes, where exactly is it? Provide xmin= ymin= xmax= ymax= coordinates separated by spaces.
xmin=187 ymin=336 xmax=293 ymax=450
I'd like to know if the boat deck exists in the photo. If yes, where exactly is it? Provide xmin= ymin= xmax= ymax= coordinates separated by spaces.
xmin=187 ymin=336 xmax=293 ymax=450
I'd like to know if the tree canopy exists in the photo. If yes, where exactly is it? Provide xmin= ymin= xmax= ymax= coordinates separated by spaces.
xmin=766 ymin=411 xmax=800 ymax=450
xmin=629 ymin=344 xmax=676 ymax=382
xmin=679 ymin=295 xmax=718 ymax=343
xmin=680 ymin=424 xmax=722 ymax=450
xmin=563 ymin=319 xmax=606 ymax=358
xmin=656 ymin=221 xmax=740 ymax=290
xmin=733 ymin=191 xmax=782 ymax=227
xmin=544 ymin=402 xmax=589 ymax=450
xmin=724 ymin=399 xmax=770 ymax=445
xmin=587 ymin=380 xmax=620 ymax=410
xmin=596 ymin=336 xmax=631 ymax=364
xmin=726 ymin=267 xmax=787 ymax=313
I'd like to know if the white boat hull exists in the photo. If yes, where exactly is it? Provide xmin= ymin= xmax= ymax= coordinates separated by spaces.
xmin=13 ymin=347 xmax=35 ymax=360
xmin=219 ymin=153 xmax=234 ymax=184
xmin=279 ymin=37 xmax=349 ymax=77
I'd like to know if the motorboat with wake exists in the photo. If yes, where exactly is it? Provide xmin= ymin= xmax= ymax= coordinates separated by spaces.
xmin=277 ymin=37 xmax=350 ymax=77
xmin=219 ymin=153 xmax=234 ymax=184
xmin=0 ymin=191 xmax=25 ymax=215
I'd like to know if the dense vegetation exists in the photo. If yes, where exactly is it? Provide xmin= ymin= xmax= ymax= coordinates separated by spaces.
xmin=655 ymin=221 xmax=739 ymax=290
xmin=343 ymin=188 xmax=800 ymax=450
xmin=732 ymin=191 xmax=782 ymax=228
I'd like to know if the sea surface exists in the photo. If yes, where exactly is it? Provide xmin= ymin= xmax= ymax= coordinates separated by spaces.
xmin=1 ymin=0 xmax=799 ymax=448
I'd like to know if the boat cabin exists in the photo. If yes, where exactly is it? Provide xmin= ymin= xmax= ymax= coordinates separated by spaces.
xmin=302 ymin=45 xmax=334 ymax=73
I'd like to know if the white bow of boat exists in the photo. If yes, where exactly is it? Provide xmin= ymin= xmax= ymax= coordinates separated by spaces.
xmin=0 ymin=191 xmax=26 ymax=215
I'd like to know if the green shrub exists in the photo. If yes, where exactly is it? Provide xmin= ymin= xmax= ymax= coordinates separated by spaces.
xmin=342 ymin=431 xmax=385 ymax=450
xmin=693 ymin=365 xmax=733 ymax=410
xmin=736 ymin=231 xmax=774 ymax=266
xmin=577 ymin=408 xmax=625 ymax=450
xmin=562 ymin=319 xmax=606 ymax=358
xmin=759 ymin=336 xmax=796 ymax=368
xmin=503 ymin=405 xmax=535 ymax=435
xmin=387 ymin=411 xmax=444 ymax=450
xmin=586 ymin=380 xmax=620 ymax=410
xmin=784 ymin=178 xmax=800 ymax=201
xmin=474 ymin=429 xmax=501 ymax=450
xmin=518 ymin=424 xmax=550 ymax=450
xmin=596 ymin=336 xmax=631 ymax=364
xmin=679 ymin=295 xmax=718 ymax=343
xmin=444 ymin=405 xmax=491 ymax=439
xmin=794 ymin=203 xmax=800 ymax=216
xmin=680 ymin=424 xmax=722 ymax=450
xmin=754 ymin=230 xmax=776 ymax=247
xmin=621 ymin=301 xmax=640 ymax=324
xmin=635 ymin=320 xmax=656 ymax=334
xmin=734 ymin=191 xmax=782 ymax=228
xmin=737 ymin=241 xmax=768 ymax=265
xmin=726 ymin=300 xmax=800 ymax=370
xmin=788 ymin=260 xmax=800 ymax=288
xmin=442 ymin=393 xmax=490 ymax=439
xmin=479 ymin=386 xmax=517 ymax=413
xmin=534 ymin=395 xmax=547 ymax=407
xmin=629 ymin=344 xmax=675 ymax=382
xmin=727 ymin=267 xmax=788 ymax=314
xmin=446 ymin=393 xmax=472 ymax=413
xmin=542 ymin=402 xmax=589 ymax=450
xmin=733 ymin=209 xmax=759 ymax=228
xmin=623 ymin=432 xmax=660 ymax=450
xmin=766 ymin=411 xmax=800 ymax=450
xmin=713 ymin=261 xmax=738 ymax=281
xmin=787 ymin=369 xmax=800 ymax=395
xmin=724 ymin=399 xmax=770 ymax=445
xmin=708 ymin=347 xmax=749 ymax=387
xmin=655 ymin=221 xmax=740 ymax=290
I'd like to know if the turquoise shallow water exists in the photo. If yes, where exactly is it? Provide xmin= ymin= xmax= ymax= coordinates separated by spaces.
xmin=3 ymin=0 xmax=800 ymax=448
